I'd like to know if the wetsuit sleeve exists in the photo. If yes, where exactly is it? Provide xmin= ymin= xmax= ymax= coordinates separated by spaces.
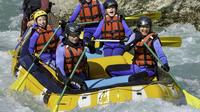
xmin=153 ymin=38 xmax=168 ymax=65
xmin=93 ymin=19 xmax=104 ymax=39
xmin=99 ymin=2 xmax=105 ymax=16
xmin=28 ymin=31 xmax=39 ymax=54
xmin=124 ymin=33 xmax=136 ymax=46
xmin=54 ymin=27 xmax=63 ymax=39
xmin=69 ymin=4 xmax=81 ymax=23
xmin=56 ymin=44 xmax=67 ymax=77
xmin=59 ymin=35 xmax=65 ymax=41
xmin=122 ymin=20 xmax=133 ymax=38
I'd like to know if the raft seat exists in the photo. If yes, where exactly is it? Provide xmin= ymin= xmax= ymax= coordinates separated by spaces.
xmin=88 ymin=55 xmax=128 ymax=79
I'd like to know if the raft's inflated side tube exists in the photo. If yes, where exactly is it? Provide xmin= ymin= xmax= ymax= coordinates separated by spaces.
xmin=14 ymin=52 xmax=184 ymax=111
xmin=18 ymin=54 xmax=88 ymax=93
xmin=19 ymin=32 xmax=32 ymax=57
xmin=12 ymin=29 xmax=34 ymax=76
xmin=19 ymin=54 xmax=64 ymax=93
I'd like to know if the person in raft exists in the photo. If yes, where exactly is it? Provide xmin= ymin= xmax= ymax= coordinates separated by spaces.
xmin=69 ymin=0 xmax=104 ymax=42
xmin=28 ymin=10 xmax=62 ymax=68
xmin=20 ymin=0 xmax=50 ymax=39
xmin=92 ymin=0 xmax=134 ymax=56
xmin=56 ymin=23 xmax=92 ymax=90
xmin=106 ymin=16 xmax=170 ymax=82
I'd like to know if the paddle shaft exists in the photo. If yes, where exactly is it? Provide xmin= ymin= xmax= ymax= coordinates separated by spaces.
xmin=93 ymin=36 xmax=181 ymax=47
xmin=54 ymin=47 xmax=87 ymax=112
xmin=125 ymin=12 xmax=161 ymax=20
xmin=15 ymin=27 xmax=33 ymax=50
xmin=77 ymin=11 xmax=161 ymax=25
xmin=15 ymin=25 xmax=61 ymax=91
xmin=142 ymin=40 xmax=182 ymax=89
xmin=143 ymin=37 xmax=200 ymax=108
xmin=77 ymin=21 xmax=99 ymax=25
xmin=94 ymin=39 xmax=127 ymax=42
xmin=38 ymin=25 xmax=60 ymax=56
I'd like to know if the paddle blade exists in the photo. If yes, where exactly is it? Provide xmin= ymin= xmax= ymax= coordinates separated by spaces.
xmin=183 ymin=90 xmax=200 ymax=109
xmin=9 ymin=66 xmax=30 ymax=91
xmin=125 ymin=11 xmax=161 ymax=20
xmin=160 ymin=36 xmax=182 ymax=47
xmin=9 ymin=77 xmax=26 ymax=92
xmin=8 ymin=50 xmax=15 ymax=56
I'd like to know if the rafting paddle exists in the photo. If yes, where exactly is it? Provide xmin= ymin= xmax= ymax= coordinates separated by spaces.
xmin=8 ymin=27 xmax=33 ymax=56
xmin=93 ymin=39 xmax=127 ymax=42
xmin=77 ymin=11 xmax=161 ymax=25
xmin=16 ymin=27 xmax=33 ymax=50
xmin=53 ymin=47 xmax=87 ymax=112
xmin=10 ymin=25 xmax=61 ymax=92
xmin=125 ymin=11 xmax=161 ymax=20
xmin=9 ymin=27 xmax=34 ymax=76
xmin=143 ymin=40 xmax=200 ymax=109
xmin=159 ymin=36 xmax=182 ymax=47
xmin=93 ymin=36 xmax=182 ymax=48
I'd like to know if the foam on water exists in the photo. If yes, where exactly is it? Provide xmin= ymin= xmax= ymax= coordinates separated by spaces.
xmin=0 ymin=31 xmax=48 ymax=112
xmin=0 ymin=31 xmax=19 ymax=51
xmin=72 ymin=99 xmax=199 ymax=112
xmin=8 ymin=14 xmax=23 ymax=31
xmin=159 ymin=24 xmax=200 ymax=66
xmin=159 ymin=24 xmax=200 ymax=100
xmin=0 ymin=30 xmax=31 ymax=112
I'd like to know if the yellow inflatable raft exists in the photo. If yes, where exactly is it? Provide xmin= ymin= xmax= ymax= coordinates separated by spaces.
xmin=10 ymin=50 xmax=185 ymax=111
